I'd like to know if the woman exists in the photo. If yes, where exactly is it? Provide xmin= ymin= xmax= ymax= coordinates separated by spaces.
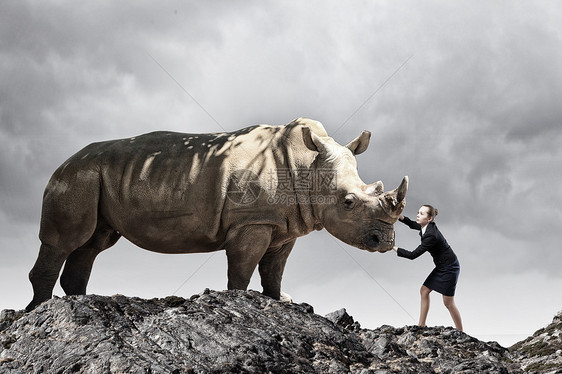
xmin=393 ymin=205 xmax=463 ymax=331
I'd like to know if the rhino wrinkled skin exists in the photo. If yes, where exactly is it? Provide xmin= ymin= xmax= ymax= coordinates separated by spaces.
xmin=26 ymin=118 xmax=408 ymax=311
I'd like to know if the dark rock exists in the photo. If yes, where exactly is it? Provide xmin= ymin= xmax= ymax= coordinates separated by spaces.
xmin=0 ymin=290 xmax=551 ymax=373
xmin=0 ymin=291 xmax=369 ymax=373
xmin=325 ymin=308 xmax=361 ymax=332
xmin=358 ymin=324 xmax=523 ymax=373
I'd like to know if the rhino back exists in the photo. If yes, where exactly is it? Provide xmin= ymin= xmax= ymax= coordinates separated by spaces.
xmin=44 ymin=121 xmax=322 ymax=252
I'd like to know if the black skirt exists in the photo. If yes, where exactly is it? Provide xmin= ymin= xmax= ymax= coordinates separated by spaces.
xmin=423 ymin=259 xmax=460 ymax=296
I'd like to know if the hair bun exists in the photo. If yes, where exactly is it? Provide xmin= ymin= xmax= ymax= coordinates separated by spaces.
xmin=434 ymin=208 xmax=439 ymax=217
xmin=422 ymin=204 xmax=438 ymax=219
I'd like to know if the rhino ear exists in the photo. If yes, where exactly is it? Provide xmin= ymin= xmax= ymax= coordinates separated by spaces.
xmin=346 ymin=131 xmax=371 ymax=155
xmin=302 ymin=126 xmax=325 ymax=153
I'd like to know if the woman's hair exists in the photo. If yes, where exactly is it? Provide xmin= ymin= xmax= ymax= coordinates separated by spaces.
xmin=423 ymin=204 xmax=438 ymax=220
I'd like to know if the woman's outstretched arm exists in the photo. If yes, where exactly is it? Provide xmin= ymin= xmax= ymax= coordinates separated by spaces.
xmin=399 ymin=215 xmax=422 ymax=230
xmin=394 ymin=233 xmax=437 ymax=260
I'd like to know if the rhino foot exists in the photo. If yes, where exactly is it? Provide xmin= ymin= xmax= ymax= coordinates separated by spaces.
xmin=280 ymin=291 xmax=293 ymax=303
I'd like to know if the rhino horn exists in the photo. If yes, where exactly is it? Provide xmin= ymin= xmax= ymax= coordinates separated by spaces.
xmin=364 ymin=180 xmax=384 ymax=196
xmin=379 ymin=176 xmax=409 ymax=217
xmin=396 ymin=175 xmax=408 ymax=203
xmin=345 ymin=131 xmax=371 ymax=155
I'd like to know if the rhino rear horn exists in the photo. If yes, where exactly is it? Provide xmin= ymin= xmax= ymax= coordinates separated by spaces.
xmin=364 ymin=180 xmax=384 ymax=196
xmin=345 ymin=131 xmax=371 ymax=155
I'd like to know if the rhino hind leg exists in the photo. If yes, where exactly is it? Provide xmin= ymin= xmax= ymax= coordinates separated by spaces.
xmin=60 ymin=224 xmax=121 ymax=296
xmin=26 ymin=243 xmax=72 ymax=311
xmin=258 ymin=240 xmax=295 ymax=300
xmin=27 ymin=169 xmax=104 ymax=311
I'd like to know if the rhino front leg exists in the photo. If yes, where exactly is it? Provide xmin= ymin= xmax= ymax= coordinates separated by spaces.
xmin=225 ymin=225 xmax=273 ymax=291
xmin=258 ymin=240 xmax=296 ymax=300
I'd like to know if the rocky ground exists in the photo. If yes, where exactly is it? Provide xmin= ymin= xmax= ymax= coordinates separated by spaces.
xmin=0 ymin=289 xmax=559 ymax=373
xmin=510 ymin=311 xmax=562 ymax=373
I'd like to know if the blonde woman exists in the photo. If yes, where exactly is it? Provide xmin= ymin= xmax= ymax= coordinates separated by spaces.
xmin=393 ymin=205 xmax=463 ymax=331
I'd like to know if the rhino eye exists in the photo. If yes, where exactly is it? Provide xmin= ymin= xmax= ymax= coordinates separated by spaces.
xmin=343 ymin=194 xmax=357 ymax=210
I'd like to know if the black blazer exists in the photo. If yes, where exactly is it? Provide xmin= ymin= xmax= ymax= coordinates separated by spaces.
xmin=397 ymin=216 xmax=458 ymax=268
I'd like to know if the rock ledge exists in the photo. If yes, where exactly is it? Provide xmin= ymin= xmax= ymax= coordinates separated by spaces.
xmin=0 ymin=290 xmax=533 ymax=373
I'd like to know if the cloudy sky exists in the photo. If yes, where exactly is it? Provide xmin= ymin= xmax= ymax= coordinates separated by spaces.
xmin=1 ymin=1 xmax=561 ymax=347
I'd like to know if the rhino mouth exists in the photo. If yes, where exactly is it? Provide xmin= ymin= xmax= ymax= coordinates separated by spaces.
xmin=365 ymin=234 xmax=381 ymax=251
xmin=364 ymin=222 xmax=395 ymax=252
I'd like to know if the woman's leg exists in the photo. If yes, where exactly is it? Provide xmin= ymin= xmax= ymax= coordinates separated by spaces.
xmin=419 ymin=285 xmax=432 ymax=326
xmin=443 ymin=295 xmax=463 ymax=331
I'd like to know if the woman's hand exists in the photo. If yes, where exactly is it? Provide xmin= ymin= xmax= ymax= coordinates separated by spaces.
xmin=399 ymin=214 xmax=404 ymax=221
xmin=392 ymin=246 xmax=398 ymax=252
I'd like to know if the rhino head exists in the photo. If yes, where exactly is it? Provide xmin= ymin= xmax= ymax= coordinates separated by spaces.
xmin=302 ymin=126 xmax=408 ymax=253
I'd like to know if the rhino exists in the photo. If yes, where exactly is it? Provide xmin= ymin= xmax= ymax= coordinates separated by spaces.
xmin=26 ymin=118 xmax=408 ymax=311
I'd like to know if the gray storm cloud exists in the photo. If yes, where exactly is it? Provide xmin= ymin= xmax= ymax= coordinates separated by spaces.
xmin=1 ymin=0 xmax=561 ymax=346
